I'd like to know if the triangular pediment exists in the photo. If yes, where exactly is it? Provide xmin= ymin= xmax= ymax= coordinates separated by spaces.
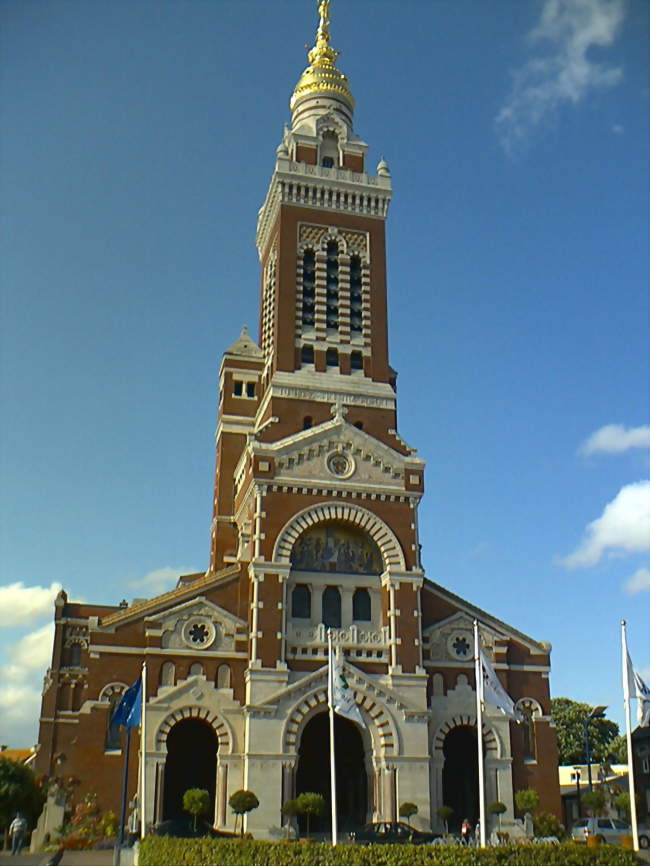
xmin=145 ymin=596 xmax=246 ymax=655
xmin=422 ymin=579 xmax=549 ymax=656
xmin=253 ymin=416 xmax=422 ymax=490
xmin=260 ymin=660 xmax=422 ymax=715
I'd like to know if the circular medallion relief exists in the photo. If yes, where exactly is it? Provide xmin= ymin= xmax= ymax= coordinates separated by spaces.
xmin=181 ymin=618 xmax=217 ymax=651
xmin=326 ymin=451 xmax=355 ymax=479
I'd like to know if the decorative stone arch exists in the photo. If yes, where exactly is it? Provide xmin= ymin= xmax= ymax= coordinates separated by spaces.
xmin=283 ymin=682 xmax=399 ymax=758
xmin=98 ymin=682 xmax=127 ymax=702
xmin=155 ymin=705 xmax=233 ymax=755
xmin=316 ymin=112 xmax=349 ymax=145
xmin=274 ymin=502 xmax=406 ymax=572
xmin=515 ymin=697 xmax=542 ymax=718
xmin=433 ymin=713 xmax=502 ymax=758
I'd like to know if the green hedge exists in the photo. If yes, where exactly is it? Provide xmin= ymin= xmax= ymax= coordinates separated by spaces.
xmin=138 ymin=837 xmax=639 ymax=866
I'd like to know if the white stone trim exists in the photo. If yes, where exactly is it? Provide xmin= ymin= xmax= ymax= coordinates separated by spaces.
xmin=155 ymin=704 xmax=233 ymax=754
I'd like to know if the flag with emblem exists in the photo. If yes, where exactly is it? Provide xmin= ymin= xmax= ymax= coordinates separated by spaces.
xmin=479 ymin=650 xmax=523 ymax=722
xmin=627 ymin=652 xmax=650 ymax=727
xmin=330 ymin=652 xmax=365 ymax=728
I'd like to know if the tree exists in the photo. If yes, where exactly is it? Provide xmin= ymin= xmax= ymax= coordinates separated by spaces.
xmin=607 ymin=734 xmax=627 ymax=763
xmin=228 ymin=789 xmax=259 ymax=837
xmin=581 ymin=789 xmax=606 ymax=816
xmin=183 ymin=788 xmax=210 ymax=832
xmin=488 ymin=801 xmax=506 ymax=830
xmin=436 ymin=805 xmax=453 ymax=835
xmin=281 ymin=799 xmax=298 ymax=838
xmin=293 ymin=792 xmax=325 ymax=839
xmin=0 ymin=757 xmax=45 ymax=834
xmin=551 ymin=698 xmax=619 ymax=765
xmin=399 ymin=802 xmax=418 ymax=822
xmin=515 ymin=788 xmax=540 ymax=815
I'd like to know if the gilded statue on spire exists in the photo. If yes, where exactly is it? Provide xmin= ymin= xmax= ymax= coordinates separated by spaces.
xmin=290 ymin=0 xmax=354 ymax=114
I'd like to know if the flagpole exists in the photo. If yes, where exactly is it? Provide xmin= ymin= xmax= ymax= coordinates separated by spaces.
xmin=114 ymin=727 xmax=131 ymax=866
xmin=474 ymin=620 xmax=486 ymax=848
xmin=327 ymin=629 xmax=338 ymax=846
xmin=621 ymin=620 xmax=639 ymax=852
xmin=140 ymin=660 xmax=147 ymax=840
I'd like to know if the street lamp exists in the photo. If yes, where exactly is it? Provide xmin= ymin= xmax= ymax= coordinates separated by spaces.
xmin=583 ymin=705 xmax=607 ymax=792
xmin=573 ymin=767 xmax=582 ymax=819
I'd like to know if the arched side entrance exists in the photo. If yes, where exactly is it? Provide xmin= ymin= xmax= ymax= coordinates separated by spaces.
xmin=442 ymin=725 xmax=480 ymax=832
xmin=162 ymin=718 xmax=217 ymax=821
xmin=295 ymin=712 xmax=367 ymax=833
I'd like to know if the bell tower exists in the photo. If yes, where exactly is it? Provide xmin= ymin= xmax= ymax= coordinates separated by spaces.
xmin=209 ymin=0 xmax=426 ymax=689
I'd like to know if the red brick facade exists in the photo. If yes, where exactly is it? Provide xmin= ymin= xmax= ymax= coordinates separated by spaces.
xmin=34 ymin=2 xmax=560 ymax=840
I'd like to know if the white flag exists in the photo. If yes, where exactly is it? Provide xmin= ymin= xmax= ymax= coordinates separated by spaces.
xmin=627 ymin=652 xmax=650 ymax=727
xmin=331 ymin=656 xmax=366 ymax=728
xmin=480 ymin=650 xmax=523 ymax=722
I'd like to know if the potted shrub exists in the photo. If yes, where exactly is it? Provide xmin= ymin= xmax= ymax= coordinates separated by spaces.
xmin=227 ymin=789 xmax=259 ymax=837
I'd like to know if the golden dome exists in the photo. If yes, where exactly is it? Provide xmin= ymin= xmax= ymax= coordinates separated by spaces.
xmin=290 ymin=0 xmax=354 ymax=113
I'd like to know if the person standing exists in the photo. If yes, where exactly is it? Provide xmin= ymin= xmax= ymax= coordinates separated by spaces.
xmin=9 ymin=812 xmax=28 ymax=855
xmin=460 ymin=817 xmax=472 ymax=844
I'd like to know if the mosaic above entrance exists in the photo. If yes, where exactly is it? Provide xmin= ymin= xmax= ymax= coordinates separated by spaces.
xmin=290 ymin=522 xmax=383 ymax=574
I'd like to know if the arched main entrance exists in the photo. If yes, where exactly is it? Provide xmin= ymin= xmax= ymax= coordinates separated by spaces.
xmin=295 ymin=712 xmax=367 ymax=833
xmin=442 ymin=725 xmax=479 ymax=832
xmin=162 ymin=718 xmax=217 ymax=821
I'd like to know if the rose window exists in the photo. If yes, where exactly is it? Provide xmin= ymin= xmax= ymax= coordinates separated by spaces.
xmin=181 ymin=618 xmax=217 ymax=650
xmin=189 ymin=623 xmax=209 ymax=644
xmin=452 ymin=636 xmax=470 ymax=657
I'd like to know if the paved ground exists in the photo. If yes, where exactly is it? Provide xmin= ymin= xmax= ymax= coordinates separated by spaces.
xmin=0 ymin=851 xmax=135 ymax=866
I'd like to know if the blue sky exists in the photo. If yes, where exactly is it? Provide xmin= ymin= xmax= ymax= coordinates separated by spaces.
xmin=0 ymin=0 xmax=648 ymax=749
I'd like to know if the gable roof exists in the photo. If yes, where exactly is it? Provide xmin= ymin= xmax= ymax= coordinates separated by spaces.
xmin=422 ymin=577 xmax=550 ymax=655
xmin=100 ymin=564 xmax=241 ymax=627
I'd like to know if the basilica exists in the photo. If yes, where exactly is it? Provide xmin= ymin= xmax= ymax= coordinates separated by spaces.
xmin=35 ymin=1 xmax=560 ymax=839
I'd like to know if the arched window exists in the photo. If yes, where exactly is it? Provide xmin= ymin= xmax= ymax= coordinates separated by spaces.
xmin=301 ymin=344 xmax=314 ymax=366
xmin=105 ymin=693 xmax=123 ymax=751
xmin=216 ymin=664 xmax=231 ymax=689
xmin=320 ymin=131 xmax=339 ymax=167
xmin=302 ymin=249 xmax=315 ymax=326
xmin=350 ymin=351 xmax=363 ymax=371
xmin=160 ymin=661 xmax=175 ymax=687
xmin=352 ymin=588 xmax=371 ymax=621
xmin=326 ymin=241 xmax=339 ymax=330
xmin=303 ymin=416 xmax=313 ymax=430
xmin=350 ymin=255 xmax=363 ymax=333
xmin=291 ymin=584 xmax=311 ymax=619
xmin=189 ymin=663 xmax=204 ymax=677
xmin=354 ymin=421 xmax=364 ymax=430
xmin=326 ymin=348 xmax=338 ymax=368
xmin=69 ymin=643 xmax=82 ymax=667
xmin=322 ymin=586 xmax=341 ymax=629
xmin=516 ymin=699 xmax=539 ymax=762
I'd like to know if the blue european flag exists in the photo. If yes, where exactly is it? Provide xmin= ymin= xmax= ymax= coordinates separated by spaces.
xmin=110 ymin=677 xmax=142 ymax=728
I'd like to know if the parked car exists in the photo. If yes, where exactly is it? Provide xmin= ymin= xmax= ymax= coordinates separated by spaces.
xmin=349 ymin=821 xmax=440 ymax=845
xmin=152 ymin=818 xmax=238 ymax=839
xmin=571 ymin=817 xmax=633 ymax=845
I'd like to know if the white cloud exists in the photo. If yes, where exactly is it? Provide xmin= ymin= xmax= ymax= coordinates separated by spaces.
xmin=624 ymin=566 xmax=650 ymax=594
xmin=0 ymin=581 xmax=62 ymax=627
xmin=129 ymin=566 xmax=198 ymax=595
xmin=0 ymin=623 xmax=55 ymax=747
xmin=580 ymin=424 xmax=650 ymax=455
xmin=562 ymin=480 xmax=650 ymax=567
xmin=495 ymin=0 xmax=626 ymax=153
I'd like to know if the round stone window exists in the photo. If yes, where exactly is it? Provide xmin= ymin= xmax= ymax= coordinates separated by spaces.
xmin=326 ymin=451 xmax=355 ymax=479
xmin=447 ymin=631 xmax=472 ymax=661
xmin=181 ymin=618 xmax=217 ymax=650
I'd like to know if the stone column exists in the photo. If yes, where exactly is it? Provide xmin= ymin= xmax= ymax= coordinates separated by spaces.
xmin=216 ymin=762 xmax=228 ymax=828
xmin=153 ymin=761 xmax=165 ymax=825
